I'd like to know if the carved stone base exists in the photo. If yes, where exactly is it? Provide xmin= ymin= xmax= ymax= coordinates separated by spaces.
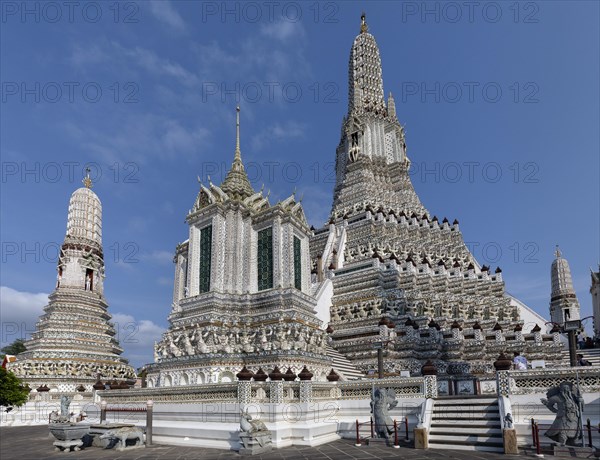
xmin=53 ymin=439 xmax=83 ymax=452
xmin=502 ymin=428 xmax=518 ymax=454
xmin=414 ymin=427 xmax=428 ymax=449
xmin=239 ymin=432 xmax=272 ymax=455
xmin=553 ymin=445 xmax=596 ymax=458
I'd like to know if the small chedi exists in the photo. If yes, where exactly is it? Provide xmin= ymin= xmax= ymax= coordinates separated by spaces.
xmin=308 ymin=14 xmax=565 ymax=378
xmin=8 ymin=172 xmax=135 ymax=391
xmin=145 ymin=108 xmax=334 ymax=386
xmin=541 ymin=382 xmax=584 ymax=446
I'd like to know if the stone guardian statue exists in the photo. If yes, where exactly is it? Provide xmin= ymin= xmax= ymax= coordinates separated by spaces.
xmin=541 ymin=381 xmax=584 ymax=446
xmin=370 ymin=387 xmax=398 ymax=445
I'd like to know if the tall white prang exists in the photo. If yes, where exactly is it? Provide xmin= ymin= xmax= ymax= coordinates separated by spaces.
xmin=8 ymin=171 xmax=136 ymax=392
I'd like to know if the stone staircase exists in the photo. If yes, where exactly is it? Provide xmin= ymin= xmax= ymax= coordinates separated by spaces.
xmin=429 ymin=396 xmax=504 ymax=453
xmin=561 ymin=348 xmax=600 ymax=366
xmin=326 ymin=346 xmax=364 ymax=380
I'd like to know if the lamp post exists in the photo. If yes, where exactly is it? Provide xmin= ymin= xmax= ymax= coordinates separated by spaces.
xmin=374 ymin=341 xmax=384 ymax=379
xmin=563 ymin=320 xmax=582 ymax=367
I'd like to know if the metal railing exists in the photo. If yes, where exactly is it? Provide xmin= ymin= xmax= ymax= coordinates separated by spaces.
xmin=100 ymin=400 xmax=153 ymax=447
xmin=530 ymin=417 xmax=596 ymax=456
xmin=353 ymin=416 xmax=409 ymax=448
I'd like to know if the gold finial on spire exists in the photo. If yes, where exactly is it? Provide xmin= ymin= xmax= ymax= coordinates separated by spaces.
xmin=555 ymin=245 xmax=562 ymax=258
xmin=235 ymin=105 xmax=241 ymax=160
xmin=360 ymin=12 xmax=368 ymax=33
xmin=82 ymin=167 xmax=92 ymax=189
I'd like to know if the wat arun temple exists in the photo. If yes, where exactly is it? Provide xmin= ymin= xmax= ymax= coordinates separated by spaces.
xmin=10 ymin=15 xmax=573 ymax=391
xmin=143 ymin=14 xmax=564 ymax=386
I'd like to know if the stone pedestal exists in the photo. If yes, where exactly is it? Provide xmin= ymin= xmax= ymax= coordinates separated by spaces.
xmin=553 ymin=445 xmax=596 ymax=458
xmin=239 ymin=432 xmax=272 ymax=455
xmin=53 ymin=439 xmax=83 ymax=452
xmin=503 ymin=428 xmax=518 ymax=454
xmin=414 ymin=427 xmax=428 ymax=449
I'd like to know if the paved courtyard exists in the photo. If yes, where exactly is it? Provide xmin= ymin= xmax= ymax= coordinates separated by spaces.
xmin=1 ymin=425 xmax=561 ymax=460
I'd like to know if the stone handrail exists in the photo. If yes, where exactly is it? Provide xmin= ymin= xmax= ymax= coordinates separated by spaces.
xmin=497 ymin=366 xmax=600 ymax=396
xmin=99 ymin=376 xmax=435 ymax=405
xmin=98 ymin=382 xmax=239 ymax=403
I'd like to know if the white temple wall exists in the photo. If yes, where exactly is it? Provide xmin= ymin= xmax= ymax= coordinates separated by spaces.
xmin=314 ymin=279 xmax=333 ymax=327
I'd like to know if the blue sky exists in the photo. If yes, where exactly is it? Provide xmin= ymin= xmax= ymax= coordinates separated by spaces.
xmin=1 ymin=1 xmax=598 ymax=367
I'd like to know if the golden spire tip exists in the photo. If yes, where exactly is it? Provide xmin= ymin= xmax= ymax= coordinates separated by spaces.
xmin=82 ymin=167 xmax=92 ymax=189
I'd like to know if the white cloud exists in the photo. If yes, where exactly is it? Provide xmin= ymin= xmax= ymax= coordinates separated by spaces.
xmin=251 ymin=121 xmax=306 ymax=151
xmin=148 ymin=0 xmax=186 ymax=32
xmin=142 ymin=250 xmax=174 ymax=265
xmin=69 ymin=43 xmax=110 ymax=67
xmin=260 ymin=20 xmax=305 ymax=42
xmin=0 ymin=286 xmax=48 ymax=346
xmin=0 ymin=287 xmax=164 ymax=368
xmin=62 ymin=113 xmax=211 ymax=164
xmin=117 ymin=44 xmax=198 ymax=87
xmin=111 ymin=313 xmax=165 ymax=368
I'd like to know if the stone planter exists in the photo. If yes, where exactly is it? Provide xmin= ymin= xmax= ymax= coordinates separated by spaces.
xmin=49 ymin=423 xmax=90 ymax=452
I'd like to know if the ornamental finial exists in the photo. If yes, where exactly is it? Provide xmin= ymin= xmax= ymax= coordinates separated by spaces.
xmin=360 ymin=12 xmax=368 ymax=33
xmin=555 ymin=245 xmax=562 ymax=258
xmin=82 ymin=167 xmax=92 ymax=189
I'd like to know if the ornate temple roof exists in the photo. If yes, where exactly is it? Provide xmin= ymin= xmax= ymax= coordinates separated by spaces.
xmin=220 ymin=106 xmax=255 ymax=201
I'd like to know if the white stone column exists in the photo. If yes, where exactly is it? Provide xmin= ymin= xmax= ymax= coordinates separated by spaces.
xmin=238 ymin=381 xmax=251 ymax=405
xmin=269 ymin=381 xmax=284 ymax=404
xmin=299 ymin=381 xmax=312 ymax=403
xmin=423 ymin=375 xmax=438 ymax=399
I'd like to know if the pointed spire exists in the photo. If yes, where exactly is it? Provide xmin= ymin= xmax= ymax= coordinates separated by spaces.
xmin=550 ymin=246 xmax=581 ymax=324
xmin=388 ymin=92 xmax=396 ymax=118
xmin=348 ymin=13 xmax=385 ymax=115
xmin=220 ymin=106 xmax=255 ymax=201
xmin=235 ymin=105 xmax=241 ymax=160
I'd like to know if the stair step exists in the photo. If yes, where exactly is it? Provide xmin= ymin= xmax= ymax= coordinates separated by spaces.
xmin=432 ymin=413 xmax=500 ymax=420
xmin=433 ymin=405 xmax=498 ymax=411
xmin=430 ymin=427 xmax=502 ymax=435
xmin=431 ymin=421 xmax=501 ymax=428
xmin=429 ymin=441 xmax=504 ymax=453
xmin=434 ymin=398 xmax=497 ymax=405
xmin=325 ymin=346 xmax=363 ymax=380
xmin=429 ymin=434 xmax=503 ymax=444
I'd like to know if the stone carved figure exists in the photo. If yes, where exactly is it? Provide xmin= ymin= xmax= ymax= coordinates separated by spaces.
xmin=193 ymin=330 xmax=209 ymax=354
xmin=239 ymin=407 xmax=272 ymax=454
xmin=541 ymin=382 xmax=584 ymax=446
xmin=370 ymin=388 xmax=398 ymax=445
xmin=504 ymin=413 xmax=513 ymax=429
xmin=99 ymin=426 xmax=144 ymax=450
xmin=60 ymin=395 xmax=72 ymax=417
xmin=180 ymin=328 xmax=195 ymax=355
xmin=238 ymin=330 xmax=256 ymax=353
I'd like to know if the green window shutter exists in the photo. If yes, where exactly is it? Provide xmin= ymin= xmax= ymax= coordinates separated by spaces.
xmin=257 ymin=227 xmax=273 ymax=291
xmin=294 ymin=236 xmax=302 ymax=290
xmin=199 ymin=225 xmax=212 ymax=293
